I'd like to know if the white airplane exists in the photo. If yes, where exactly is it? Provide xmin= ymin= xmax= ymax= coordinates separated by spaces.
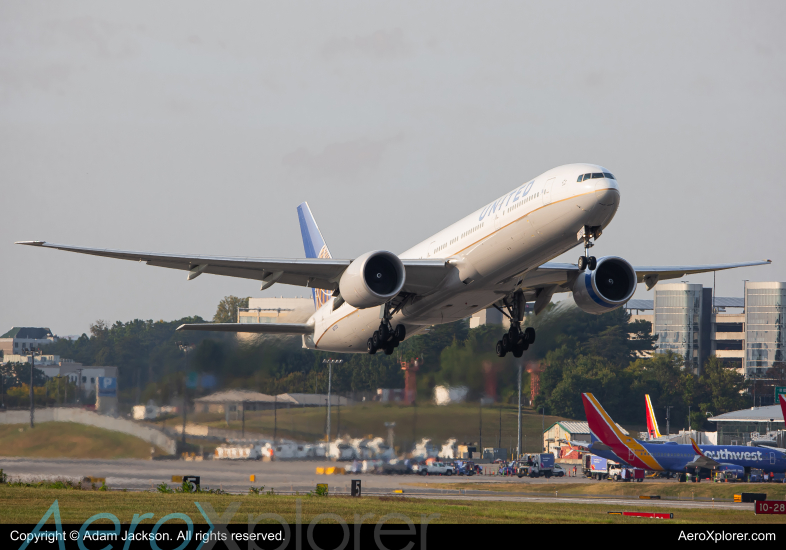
xmin=17 ymin=163 xmax=770 ymax=357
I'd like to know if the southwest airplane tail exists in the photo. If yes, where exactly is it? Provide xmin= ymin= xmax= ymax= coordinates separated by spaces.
xmin=645 ymin=394 xmax=662 ymax=439
xmin=582 ymin=393 xmax=665 ymax=470
xmin=296 ymin=201 xmax=333 ymax=310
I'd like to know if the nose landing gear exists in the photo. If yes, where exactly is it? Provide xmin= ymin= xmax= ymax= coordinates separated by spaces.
xmin=494 ymin=291 xmax=536 ymax=358
xmin=577 ymin=225 xmax=601 ymax=271
xmin=367 ymin=302 xmax=406 ymax=355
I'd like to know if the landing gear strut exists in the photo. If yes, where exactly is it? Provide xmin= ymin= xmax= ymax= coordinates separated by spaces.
xmin=577 ymin=225 xmax=600 ymax=271
xmin=367 ymin=302 xmax=406 ymax=356
xmin=495 ymin=291 xmax=536 ymax=358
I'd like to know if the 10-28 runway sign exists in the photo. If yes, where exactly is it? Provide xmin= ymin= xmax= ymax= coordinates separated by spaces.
xmin=755 ymin=500 xmax=786 ymax=514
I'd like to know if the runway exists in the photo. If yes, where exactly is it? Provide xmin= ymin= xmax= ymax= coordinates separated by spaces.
xmin=0 ymin=457 xmax=753 ymax=511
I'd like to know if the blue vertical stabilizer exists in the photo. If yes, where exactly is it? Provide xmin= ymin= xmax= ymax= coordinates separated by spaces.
xmin=296 ymin=202 xmax=333 ymax=310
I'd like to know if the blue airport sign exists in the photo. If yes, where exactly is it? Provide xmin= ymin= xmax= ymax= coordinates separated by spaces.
xmin=97 ymin=377 xmax=117 ymax=397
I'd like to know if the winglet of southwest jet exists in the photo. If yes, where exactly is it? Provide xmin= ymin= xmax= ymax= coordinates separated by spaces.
xmin=690 ymin=438 xmax=703 ymax=457
xmin=645 ymin=394 xmax=662 ymax=439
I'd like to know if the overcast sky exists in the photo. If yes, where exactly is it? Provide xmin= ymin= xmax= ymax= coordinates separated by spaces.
xmin=1 ymin=1 xmax=784 ymax=336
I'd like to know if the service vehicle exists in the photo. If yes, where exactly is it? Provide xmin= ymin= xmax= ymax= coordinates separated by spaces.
xmin=586 ymin=455 xmax=620 ymax=480
xmin=516 ymin=453 xmax=555 ymax=478
xmin=608 ymin=465 xmax=645 ymax=482
xmin=413 ymin=461 xmax=455 ymax=476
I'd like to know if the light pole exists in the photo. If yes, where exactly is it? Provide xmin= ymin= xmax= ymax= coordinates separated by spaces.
xmin=517 ymin=363 xmax=522 ymax=458
xmin=176 ymin=341 xmax=194 ymax=448
xmin=322 ymin=359 xmax=342 ymax=442
xmin=664 ymin=405 xmax=673 ymax=436
xmin=498 ymin=405 xmax=502 ymax=449
xmin=23 ymin=347 xmax=40 ymax=428
xmin=478 ymin=397 xmax=482 ymax=457
xmin=76 ymin=368 xmax=82 ymax=404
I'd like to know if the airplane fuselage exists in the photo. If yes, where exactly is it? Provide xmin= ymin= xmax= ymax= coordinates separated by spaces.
xmin=307 ymin=163 xmax=620 ymax=352
xmin=618 ymin=440 xmax=786 ymax=474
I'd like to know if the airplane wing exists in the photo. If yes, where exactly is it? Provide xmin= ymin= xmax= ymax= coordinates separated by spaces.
xmin=510 ymin=259 xmax=772 ymax=312
xmin=529 ymin=259 xmax=771 ymax=289
xmin=686 ymin=439 xmax=722 ymax=469
xmin=14 ymin=241 xmax=451 ymax=294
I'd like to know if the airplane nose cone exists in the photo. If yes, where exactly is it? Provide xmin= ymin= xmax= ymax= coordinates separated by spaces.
xmin=595 ymin=178 xmax=619 ymax=206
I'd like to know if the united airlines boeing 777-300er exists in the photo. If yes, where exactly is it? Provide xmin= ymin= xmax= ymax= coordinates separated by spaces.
xmin=17 ymin=163 xmax=771 ymax=356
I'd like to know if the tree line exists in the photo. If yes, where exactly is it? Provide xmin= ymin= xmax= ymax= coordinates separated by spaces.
xmin=21 ymin=295 xmax=778 ymax=428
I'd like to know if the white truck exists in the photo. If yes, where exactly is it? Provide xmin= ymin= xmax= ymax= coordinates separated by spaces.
xmin=516 ymin=453 xmax=555 ymax=478
xmin=413 ymin=461 xmax=455 ymax=476
xmin=608 ymin=465 xmax=645 ymax=482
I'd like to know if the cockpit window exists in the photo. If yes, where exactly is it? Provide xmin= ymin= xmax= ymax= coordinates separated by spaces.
xmin=580 ymin=172 xmax=615 ymax=181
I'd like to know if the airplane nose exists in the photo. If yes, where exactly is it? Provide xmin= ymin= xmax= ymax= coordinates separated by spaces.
xmin=595 ymin=178 xmax=619 ymax=206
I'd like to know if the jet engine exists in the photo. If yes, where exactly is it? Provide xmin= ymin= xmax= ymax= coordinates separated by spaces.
xmin=338 ymin=250 xmax=405 ymax=309
xmin=571 ymin=256 xmax=636 ymax=315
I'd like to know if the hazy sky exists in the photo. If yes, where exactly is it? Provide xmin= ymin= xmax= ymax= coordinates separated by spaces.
xmin=2 ymin=1 xmax=784 ymax=336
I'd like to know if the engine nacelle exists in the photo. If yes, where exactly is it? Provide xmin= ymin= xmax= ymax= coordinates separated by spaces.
xmin=339 ymin=250 xmax=406 ymax=309
xmin=572 ymin=256 xmax=637 ymax=315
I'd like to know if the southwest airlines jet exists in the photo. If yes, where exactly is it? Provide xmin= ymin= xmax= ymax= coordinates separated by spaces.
xmin=583 ymin=393 xmax=786 ymax=481
xmin=16 ymin=164 xmax=771 ymax=356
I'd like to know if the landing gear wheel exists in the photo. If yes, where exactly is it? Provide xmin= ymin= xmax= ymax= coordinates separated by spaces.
xmin=524 ymin=327 xmax=536 ymax=344
xmin=588 ymin=256 xmax=597 ymax=270
xmin=501 ymin=333 xmax=511 ymax=351
xmin=383 ymin=344 xmax=395 ymax=355
xmin=496 ymin=340 xmax=507 ymax=358
xmin=512 ymin=344 xmax=525 ymax=358
xmin=578 ymin=256 xmax=587 ymax=271
xmin=367 ymin=338 xmax=377 ymax=354
xmin=379 ymin=324 xmax=390 ymax=342
xmin=394 ymin=324 xmax=406 ymax=341
xmin=371 ymin=331 xmax=380 ymax=349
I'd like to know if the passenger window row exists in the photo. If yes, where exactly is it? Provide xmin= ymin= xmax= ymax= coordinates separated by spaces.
xmin=461 ymin=222 xmax=484 ymax=239
xmin=577 ymin=172 xmax=615 ymax=182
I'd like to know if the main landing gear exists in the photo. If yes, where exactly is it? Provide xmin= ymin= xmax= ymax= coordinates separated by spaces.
xmin=367 ymin=302 xmax=406 ymax=356
xmin=577 ymin=225 xmax=601 ymax=271
xmin=495 ymin=291 xmax=536 ymax=358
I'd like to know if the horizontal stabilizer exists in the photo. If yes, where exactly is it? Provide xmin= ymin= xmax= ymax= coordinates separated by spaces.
xmin=176 ymin=322 xmax=313 ymax=335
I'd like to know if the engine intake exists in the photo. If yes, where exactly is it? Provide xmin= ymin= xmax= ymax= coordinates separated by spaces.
xmin=339 ymin=251 xmax=405 ymax=309
xmin=572 ymin=256 xmax=636 ymax=315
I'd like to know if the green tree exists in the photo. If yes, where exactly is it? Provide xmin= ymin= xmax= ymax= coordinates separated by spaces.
xmin=213 ymin=296 xmax=250 ymax=323
xmin=698 ymin=356 xmax=748 ymax=421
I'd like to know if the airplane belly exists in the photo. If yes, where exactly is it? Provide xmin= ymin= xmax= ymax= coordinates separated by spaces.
xmin=313 ymin=307 xmax=375 ymax=352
